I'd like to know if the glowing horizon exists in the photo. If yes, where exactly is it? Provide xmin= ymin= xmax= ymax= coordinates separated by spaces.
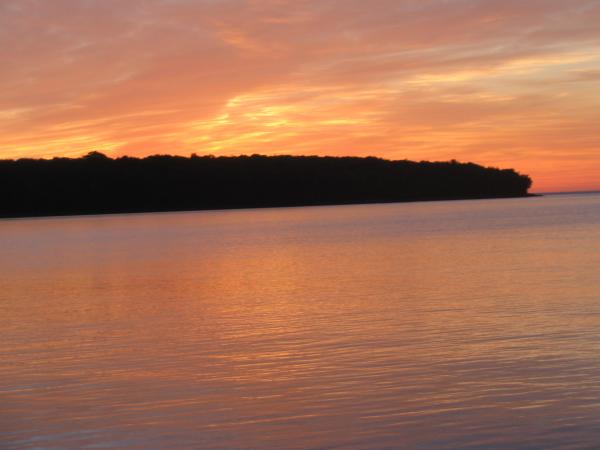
xmin=2 ymin=0 xmax=599 ymax=192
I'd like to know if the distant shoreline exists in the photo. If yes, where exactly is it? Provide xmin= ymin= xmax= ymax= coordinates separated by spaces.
xmin=538 ymin=190 xmax=600 ymax=195
xmin=0 ymin=193 xmax=540 ymax=220
xmin=0 ymin=153 xmax=534 ymax=219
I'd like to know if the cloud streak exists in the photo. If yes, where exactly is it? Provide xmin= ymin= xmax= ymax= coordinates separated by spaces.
xmin=1 ymin=0 xmax=600 ymax=190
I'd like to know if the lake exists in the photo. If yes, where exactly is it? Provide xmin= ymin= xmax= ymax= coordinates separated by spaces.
xmin=2 ymin=193 xmax=600 ymax=449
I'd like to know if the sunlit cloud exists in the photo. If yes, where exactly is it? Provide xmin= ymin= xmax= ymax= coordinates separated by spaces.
xmin=1 ymin=0 xmax=599 ymax=191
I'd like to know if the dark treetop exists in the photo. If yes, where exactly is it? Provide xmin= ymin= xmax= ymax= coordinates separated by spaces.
xmin=0 ymin=152 xmax=532 ymax=218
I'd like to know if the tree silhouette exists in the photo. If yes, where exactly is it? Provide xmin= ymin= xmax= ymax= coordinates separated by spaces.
xmin=0 ymin=153 xmax=533 ymax=218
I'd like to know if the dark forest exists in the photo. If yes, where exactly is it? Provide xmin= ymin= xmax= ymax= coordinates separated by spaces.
xmin=0 ymin=152 xmax=533 ymax=218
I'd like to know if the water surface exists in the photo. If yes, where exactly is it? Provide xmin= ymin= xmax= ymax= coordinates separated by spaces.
xmin=2 ymin=194 xmax=600 ymax=449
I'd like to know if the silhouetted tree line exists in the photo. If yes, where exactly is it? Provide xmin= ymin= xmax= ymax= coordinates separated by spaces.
xmin=0 ymin=152 xmax=532 ymax=218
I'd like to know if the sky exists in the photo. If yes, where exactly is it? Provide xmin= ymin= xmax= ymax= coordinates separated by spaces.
xmin=1 ymin=0 xmax=599 ymax=192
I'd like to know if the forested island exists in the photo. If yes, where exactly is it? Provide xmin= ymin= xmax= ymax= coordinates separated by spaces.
xmin=0 ymin=152 xmax=533 ymax=218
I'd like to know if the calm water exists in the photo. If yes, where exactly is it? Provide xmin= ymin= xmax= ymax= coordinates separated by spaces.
xmin=2 ymin=194 xmax=600 ymax=449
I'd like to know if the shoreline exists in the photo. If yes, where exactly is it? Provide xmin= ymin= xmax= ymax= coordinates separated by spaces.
xmin=0 ymin=193 xmax=540 ymax=221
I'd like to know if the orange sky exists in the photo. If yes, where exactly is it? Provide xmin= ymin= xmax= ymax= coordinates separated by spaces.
xmin=1 ymin=0 xmax=599 ymax=192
